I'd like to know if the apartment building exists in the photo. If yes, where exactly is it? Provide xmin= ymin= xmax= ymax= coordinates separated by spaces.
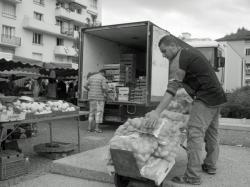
xmin=0 ymin=0 xmax=102 ymax=69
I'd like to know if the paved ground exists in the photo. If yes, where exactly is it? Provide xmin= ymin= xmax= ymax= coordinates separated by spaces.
xmin=11 ymin=174 xmax=115 ymax=187
xmin=1 ymin=118 xmax=250 ymax=187
xmin=8 ymin=145 xmax=250 ymax=187
xmin=0 ymin=118 xmax=118 ymax=187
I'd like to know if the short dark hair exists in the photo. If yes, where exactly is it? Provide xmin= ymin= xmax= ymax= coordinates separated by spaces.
xmin=158 ymin=35 xmax=178 ymax=47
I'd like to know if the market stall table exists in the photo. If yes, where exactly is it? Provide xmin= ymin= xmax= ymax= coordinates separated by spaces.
xmin=0 ymin=111 xmax=89 ymax=153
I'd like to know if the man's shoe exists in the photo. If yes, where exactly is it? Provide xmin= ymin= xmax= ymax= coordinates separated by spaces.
xmin=202 ymin=164 xmax=216 ymax=175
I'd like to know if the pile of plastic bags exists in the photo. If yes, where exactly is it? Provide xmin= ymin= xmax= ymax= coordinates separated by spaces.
xmin=107 ymin=110 xmax=188 ymax=185
xmin=167 ymin=88 xmax=193 ymax=114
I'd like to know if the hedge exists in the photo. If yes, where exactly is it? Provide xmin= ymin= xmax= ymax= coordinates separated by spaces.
xmin=221 ymin=86 xmax=250 ymax=119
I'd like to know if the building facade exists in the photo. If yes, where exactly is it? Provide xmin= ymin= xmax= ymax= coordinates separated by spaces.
xmin=0 ymin=0 xmax=102 ymax=69
xmin=217 ymin=28 xmax=250 ymax=91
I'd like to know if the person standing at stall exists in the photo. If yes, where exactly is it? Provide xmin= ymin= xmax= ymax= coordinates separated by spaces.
xmin=145 ymin=35 xmax=227 ymax=185
xmin=68 ymin=81 xmax=76 ymax=105
xmin=84 ymin=70 xmax=108 ymax=133
xmin=6 ymin=75 xmax=16 ymax=96
xmin=31 ymin=78 xmax=40 ymax=98
xmin=47 ymin=78 xmax=57 ymax=99
xmin=57 ymin=77 xmax=67 ymax=100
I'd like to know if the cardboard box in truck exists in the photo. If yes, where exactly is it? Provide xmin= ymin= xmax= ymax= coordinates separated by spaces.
xmin=78 ymin=21 xmax=192 ymax=122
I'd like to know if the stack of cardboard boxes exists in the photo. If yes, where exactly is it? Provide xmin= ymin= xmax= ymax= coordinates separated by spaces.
xmin=104 ymin=64 xmax=126 ymax=83
xmin=120 ymin=54 xmax=136 ymax=84
xmin=130 ymin=76 xmax=147 ymax=103
xmin=104 ymin=54 xmax=147 ymax=103
xmin=117 ymin=87 xmax=129 ymax=101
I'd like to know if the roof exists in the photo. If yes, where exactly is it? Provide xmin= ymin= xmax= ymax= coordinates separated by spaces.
xmin=216 ymin=28 xmax=250 ymax=41
xmin=186 ymin=40 xmax=219 ymax=48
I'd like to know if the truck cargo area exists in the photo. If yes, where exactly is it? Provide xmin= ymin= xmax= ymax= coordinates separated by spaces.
xmin=79 ymin=22 xmax=171 ymax=122
xmin=81 ymin=23 xmax=149 ymax=100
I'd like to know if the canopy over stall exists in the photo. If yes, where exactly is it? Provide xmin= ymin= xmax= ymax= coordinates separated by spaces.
xmin=42 ymin=63 xmax=78 ymax=80
xmin=0 ymin=57 xmax=43 ymax=71
xmin=0 ymin=58 xmax=78 ymax=80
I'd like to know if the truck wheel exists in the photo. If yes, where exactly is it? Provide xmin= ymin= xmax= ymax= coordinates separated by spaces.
xmin=114 ymin=174 xmax=130 ymax=187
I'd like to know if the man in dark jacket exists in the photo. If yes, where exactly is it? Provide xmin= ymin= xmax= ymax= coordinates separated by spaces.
xmin=146 ymin=35 xmax=227 ymax=185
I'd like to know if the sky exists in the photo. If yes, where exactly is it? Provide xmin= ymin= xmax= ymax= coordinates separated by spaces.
xmin=101 ymin=0 xmax=250 ymax=40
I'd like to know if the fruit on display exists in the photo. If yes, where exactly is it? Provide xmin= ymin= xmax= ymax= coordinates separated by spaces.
xmin=47 ymin=100 xmax=76 ymax=112
xmin=0 ymin=97 xmax=78 ymax=122
xmin=0 ymin=102 xmax=14 ymax=115
xmin=13 ymin=100 xmax=51 ymax=114
xmin=108 ymin=111 xmax=188 ymax=184
xmin=13 ymin=99 xmax=76 ymax=115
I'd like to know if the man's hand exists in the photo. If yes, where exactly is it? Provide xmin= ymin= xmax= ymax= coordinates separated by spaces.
xmin=145 ymin=110 xmax=160 ymax=129
xmin=145 ymin=110 xmax=160 ymax=119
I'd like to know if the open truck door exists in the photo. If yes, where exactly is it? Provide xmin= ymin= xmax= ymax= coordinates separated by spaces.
xmin=149 ymin=25 xmax=170 ymax=104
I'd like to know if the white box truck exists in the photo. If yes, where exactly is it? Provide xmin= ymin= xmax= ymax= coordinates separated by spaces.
xmin=78 ymin=21 xmax=194 ymax=122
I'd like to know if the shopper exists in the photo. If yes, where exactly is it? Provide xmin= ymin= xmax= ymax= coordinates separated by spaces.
xmin=31 ymin=78 xmax=41 ymax=98
xmin=57 ymin=77 xmax=67 ymax=100
xmin=6 ymin=75 xmax=16 ymax=96
xmin=68 ymin=81 xmax=76 ymax=105
xmin=47 ymin=78 xmax=57 ymax=99
xmin=145 ymin=35 xmax=227 ymax=185
xmin=84 ymin=70 xmax=108 ymax=133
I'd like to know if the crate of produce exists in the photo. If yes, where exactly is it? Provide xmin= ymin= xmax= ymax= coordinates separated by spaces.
xmin=0 ymin=150 xmax=28 ymax=180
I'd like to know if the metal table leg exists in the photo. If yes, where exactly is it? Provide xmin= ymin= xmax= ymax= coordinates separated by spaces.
xmin=77 ymin=116 xmax=81 ymax=152
xmin=0 ymin=126 xmax=4 ymax=151
xmin=49 ymin=122 xmax=53 ymax=144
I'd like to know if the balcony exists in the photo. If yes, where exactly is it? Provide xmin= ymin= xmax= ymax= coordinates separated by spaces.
xmin=54 ymin=46 xmax=78 ymax=57
xmin=23 ymin=16 xmax=61 ymax=36
xmin=3 ymin=0 xmax=22 ymax=4
xmin=33 ymin=0 xmax=45 ymax=6
xmin=57 ymin=0 xmax=87 ymax=7
xmin=23 ymin=16 xmax=78 ymax=40
xmin=60 ymin=26 xmax=79 ymax=39
xmin=1 ymin=34 xmax=21 ymax=47
xmin=55 ymin=7 xmax=86 ymax=25
xmin=86 ymin=21 xmax=101 ymax=28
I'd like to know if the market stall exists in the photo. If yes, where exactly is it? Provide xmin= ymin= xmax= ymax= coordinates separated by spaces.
xmin=0 ymin=96 xmax=87 ymax=153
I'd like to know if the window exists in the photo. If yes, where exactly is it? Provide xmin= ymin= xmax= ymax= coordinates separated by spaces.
xmin=91 ymin=14 xmax=97 ymax=23
xmin=90 ymin=0 xmax=97 ymax=9
xmin=55 ymin=56 xmax=64 ymax=63
xmin=32 ymin=52 xmax=43 ymax=61
xmin=74 ymin=25 xmax=79 ymax=31
xmin=56 ymin=38 xmax=64 ymax=46
xmin=77 ymin=9 xmax=81 ymax=14
xmin=56 ymin=19 xmax=63 ymax=27
xmin=246 ymin=48 xmax=250 ymax=56
xmin=2 ymin=2 xmax=16 ymax=18
xmin=33 ymin=0 xmax=45 ymax=6
xmin=33 ymin=33 xmax=42 ymax=45
xmin=2 ymin=25 xmax=15 ymax=37
xmin=34 ymin=12 xmax=43 ymax=21
xmin=72 ymin=57 xmax=78 ymax=64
